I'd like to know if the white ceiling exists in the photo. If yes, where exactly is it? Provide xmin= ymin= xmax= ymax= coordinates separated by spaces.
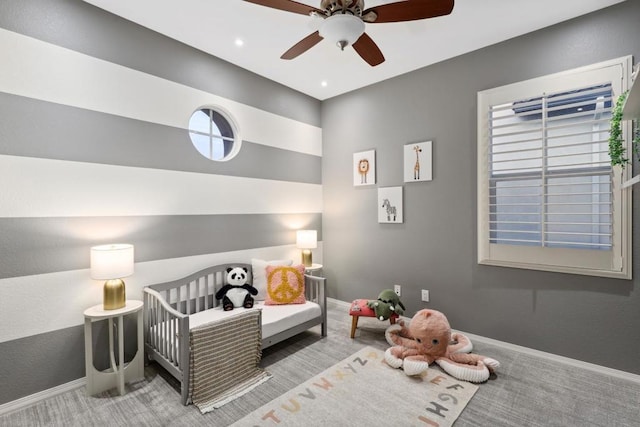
xmin=83 ymin=0 xmax=625 ymax=100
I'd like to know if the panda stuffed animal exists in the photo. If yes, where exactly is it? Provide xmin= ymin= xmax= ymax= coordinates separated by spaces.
xmin=215 ymin=267 xmax=259 ymax=311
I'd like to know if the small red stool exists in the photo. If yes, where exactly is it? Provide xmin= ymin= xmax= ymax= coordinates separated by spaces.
xmin=349 ymin=299 xmax=398 ymax=338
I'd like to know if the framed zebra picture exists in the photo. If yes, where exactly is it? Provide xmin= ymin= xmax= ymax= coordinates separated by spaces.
xmin=404 ymin=141 xmax=433 ymax=182
xmin=378 ymin=186 xmax=403 ymax=224
xmin=353 ymin=150 xmax=376 ymax=186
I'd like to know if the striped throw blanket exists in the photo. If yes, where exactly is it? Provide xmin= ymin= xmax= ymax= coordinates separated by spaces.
xmin=189 ymin=309 xmax=270 ymax=413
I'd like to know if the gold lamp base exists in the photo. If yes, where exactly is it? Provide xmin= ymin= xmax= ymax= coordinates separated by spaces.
xmin=103 ymin=279 xmax=126 ymax=310
xmin=301 ymin=250 xmax=312 ymax=267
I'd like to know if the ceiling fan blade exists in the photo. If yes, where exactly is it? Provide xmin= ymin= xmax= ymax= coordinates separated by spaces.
xmin=281 ymin=31 xmax=323 ymax=60
xmin=352 ymin=33 xmax=385 ymax=67
xmin=362 ymin=0 xmax=454 ymax=23
xmin=243 ymin=0 xmax=324 ymax=16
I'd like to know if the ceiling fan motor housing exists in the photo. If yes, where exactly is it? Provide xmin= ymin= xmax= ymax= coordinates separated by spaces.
xmin=320 ymin=0 xmax=364 ymax=17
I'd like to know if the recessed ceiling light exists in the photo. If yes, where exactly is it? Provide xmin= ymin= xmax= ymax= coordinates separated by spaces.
xmin=235 ymin=38 xmax=244 ymax=47
xmin=321 ymin=81 xmax=328 ymax=87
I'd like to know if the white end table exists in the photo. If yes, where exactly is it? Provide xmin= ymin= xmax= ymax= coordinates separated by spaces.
xmin=84 ymin=300 xmax=144 ymax=396
xmin=305 ymin=263 xmax=323 ymax=276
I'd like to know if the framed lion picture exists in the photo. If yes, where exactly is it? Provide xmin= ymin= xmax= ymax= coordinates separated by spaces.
xmin=353 ymin=150 xmax=376 ymax=186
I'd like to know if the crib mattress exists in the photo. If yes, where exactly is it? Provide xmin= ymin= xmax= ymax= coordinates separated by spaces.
xmin=189 ymin=301 xmax=321 ymax=338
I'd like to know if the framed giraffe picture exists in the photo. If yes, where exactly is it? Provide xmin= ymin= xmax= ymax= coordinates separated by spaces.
xmin=378 ymin=186 xmax=403 ymax=224
xmin=353 ymin=149 xmax=376 ymax=186
xmin=404 ymin=141 xmax=433 ymax=182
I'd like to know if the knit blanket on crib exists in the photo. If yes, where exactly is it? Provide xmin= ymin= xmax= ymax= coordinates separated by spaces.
xmin=189 ymin=309 xmax=270 ymax=413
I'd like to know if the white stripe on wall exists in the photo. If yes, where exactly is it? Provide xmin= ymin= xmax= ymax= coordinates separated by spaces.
xmin=0 ymin=28 xmax=322 ymax=156
xmin=0 ymin=244 xmax=323 ymax=343
xmin=0 ymin=155 xmax=322 ymax=217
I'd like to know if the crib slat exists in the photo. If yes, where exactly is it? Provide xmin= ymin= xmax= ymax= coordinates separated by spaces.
xmin=167 ymin=317 xmax=176 ymax=363
xmin=214 ymin=272 xmax=220 ymax=309
xmin=195 ymin=278 xmax=200 ymax=313
xmin=152 ymin=298 xmax=157 ymax=350
xmin=162 ymin=305 xmax=166 ymax=356
xmin=151 ymin=297 xmax=156 ymax=350
xmin=204 ymin=275 xmax=209 ymax=309
xmin=184 ymin=284 xmax=188 ymax=313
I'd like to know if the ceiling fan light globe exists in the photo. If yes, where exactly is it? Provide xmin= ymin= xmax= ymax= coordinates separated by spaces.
xmin=319 ymin=14 xmax=365 ymax=48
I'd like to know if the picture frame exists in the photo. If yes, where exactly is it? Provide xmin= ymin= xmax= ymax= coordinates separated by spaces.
xmin=378 ymin=186 xmax=403 ymax=223
xmin=404 ymin=141 xmax=433 ymax=182
xmin=353 ymin=150 xmax=376 ymax=186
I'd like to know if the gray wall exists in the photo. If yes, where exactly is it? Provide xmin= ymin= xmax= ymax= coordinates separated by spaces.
xmin=0 ymin=0 xmax=321 ymax=405
xmin=321 ymin=1 xmax=640 ymax=374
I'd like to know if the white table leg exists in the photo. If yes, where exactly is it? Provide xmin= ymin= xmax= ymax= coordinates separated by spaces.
xmin=108 ymin=318 xmax=116 ymax=372
xmin=117 ymin=314 xmax=125 ymax=395
xmin=84 ymin=318 xmax=94 ymax=394
xmin=137 ymin=309 xmax=144 ymax=375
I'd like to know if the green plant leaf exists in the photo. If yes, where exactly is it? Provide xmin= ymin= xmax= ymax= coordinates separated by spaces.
xmin=608 ymin=90 xmax=629 ymax=168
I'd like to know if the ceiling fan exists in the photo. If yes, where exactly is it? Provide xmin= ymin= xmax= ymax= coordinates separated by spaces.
xmin=243 ymin=0 xmax=454 ymax=66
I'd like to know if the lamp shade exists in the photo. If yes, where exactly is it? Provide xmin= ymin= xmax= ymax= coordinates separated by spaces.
xmin=296 ymin=230 xmax=317 ymax=249
xmin=319 ymin=14 xmax=365 ymax=47
xmin=90 ymin=244 xmax=134 ymax=280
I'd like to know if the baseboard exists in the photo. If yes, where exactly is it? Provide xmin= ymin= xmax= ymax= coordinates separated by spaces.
xmin=0 ymin=378 xmax=86 ymax=416
xmin=329 ymin=298 xmax=640 ymax=384
xmin=328 ymin=297 xmax=351 ymax=309
xmin=463 ymin=331 xmax=640 ymax=384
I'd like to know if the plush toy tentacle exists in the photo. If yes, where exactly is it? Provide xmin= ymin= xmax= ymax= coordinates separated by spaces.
xmin=385 ymin=323 xmax=401 ymax=346
xmin=483 ymin=358 xmax=500 ymax=371
xmin=385 ymin=322 xmax=415 ymax=347
xmin=403 ymin=355 xmax=430 ymax=376
xmin=435 ymin=357 xmax=490 ymax=383
xmin=449 ymin=352 xmax=500 ymax=372
xmin=384 ymin=347 xmax=404 ymax=369
xmin=448 ymin=332 xmax=473 ymax=354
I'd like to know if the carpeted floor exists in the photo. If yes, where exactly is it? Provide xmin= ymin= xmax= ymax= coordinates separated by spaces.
xmin=2 ymin=301 xmax=640 ymax=426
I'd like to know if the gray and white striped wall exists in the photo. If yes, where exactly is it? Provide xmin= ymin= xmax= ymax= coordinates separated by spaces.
xmin=0 ymin=0 xmax=322 ymax=405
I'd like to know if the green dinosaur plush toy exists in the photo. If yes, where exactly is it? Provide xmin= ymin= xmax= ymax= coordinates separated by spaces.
xmin=367 ymin=289 xmax=406 ymax=321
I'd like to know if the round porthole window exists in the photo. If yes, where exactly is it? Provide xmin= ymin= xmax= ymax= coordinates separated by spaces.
xmin=188 ymin=107 xmax=240 ymax=161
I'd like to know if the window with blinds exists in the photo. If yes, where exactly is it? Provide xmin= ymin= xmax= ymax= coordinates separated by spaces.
xmin=489 ymin=84 xmax=613 ymax=250
xmin=477 ymin=56 xmax=632 ymax=279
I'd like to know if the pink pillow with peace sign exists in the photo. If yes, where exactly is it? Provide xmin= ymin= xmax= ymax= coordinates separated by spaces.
xmin=264 ymin=264 xmax=306 ymax=305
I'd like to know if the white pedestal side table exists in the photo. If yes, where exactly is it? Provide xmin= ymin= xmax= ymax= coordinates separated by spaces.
xmin=83 ymin=300 xmax=144 ymax=396
xmin=305 ymin=263 xmax=323 ymax=276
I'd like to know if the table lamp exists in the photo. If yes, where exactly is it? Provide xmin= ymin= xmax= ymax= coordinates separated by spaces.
xmin=296 ymin=230 xmax=317 ymax=267
xmin=90 ymin=244 xmax=134 ymax=310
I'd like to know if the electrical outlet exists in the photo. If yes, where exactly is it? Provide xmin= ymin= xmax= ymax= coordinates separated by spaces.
xmin=394 ymin=284 xmax=401 ymax=297
xmin=421 ymin=289 xmax=430 ymax=302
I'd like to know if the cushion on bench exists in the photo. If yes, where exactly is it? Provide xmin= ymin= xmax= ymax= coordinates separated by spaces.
xmin=189 ymin=301 xmax=321 ymax=338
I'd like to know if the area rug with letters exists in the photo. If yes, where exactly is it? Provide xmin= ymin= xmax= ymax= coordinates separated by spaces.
xmin=231 ymin=346 xmax=479 ymax=426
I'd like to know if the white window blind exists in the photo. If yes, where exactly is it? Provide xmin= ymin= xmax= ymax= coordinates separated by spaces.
xmin=478 ymin=56 xmax=632 ymax=278
xmin=489 ymin=83 xmax=613 ymax=249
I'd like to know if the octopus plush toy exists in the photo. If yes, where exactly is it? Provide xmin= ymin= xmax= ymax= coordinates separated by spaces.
xmin=385 ymin=309 xmax=499 ymax=383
